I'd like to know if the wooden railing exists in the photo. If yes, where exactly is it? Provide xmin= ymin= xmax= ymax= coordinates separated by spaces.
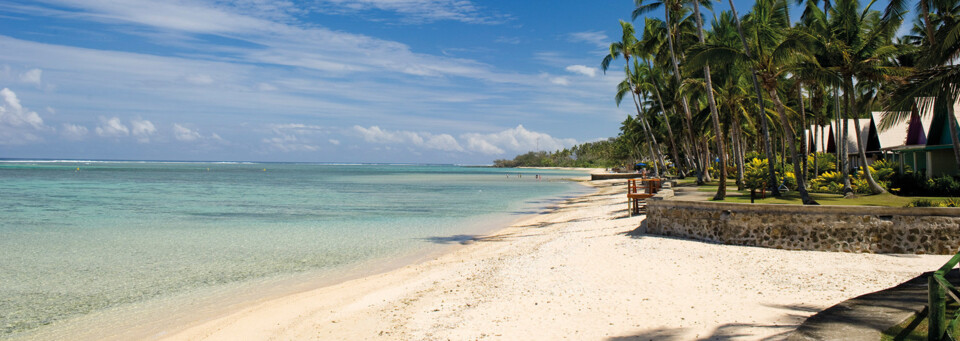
xmin=930 ymin=250 xmax=960 ymax=340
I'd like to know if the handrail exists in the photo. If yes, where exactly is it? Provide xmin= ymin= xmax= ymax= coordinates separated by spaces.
xmin=930 ymin=250 xmax=960 ymax=341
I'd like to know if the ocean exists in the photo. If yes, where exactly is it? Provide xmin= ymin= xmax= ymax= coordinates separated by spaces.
xmin=0 ymin=162 xmax=589 ymax=338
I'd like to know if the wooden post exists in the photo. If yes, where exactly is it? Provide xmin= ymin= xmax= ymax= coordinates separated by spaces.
xmin=930 ymin=275 xmax=946 ymax=341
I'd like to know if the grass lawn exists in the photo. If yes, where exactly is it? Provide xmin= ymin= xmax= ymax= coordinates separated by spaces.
xmin=674 ymin=178 xmax=950 ymax=207
xmin=881 ymin=305 xmax=960 ymax=341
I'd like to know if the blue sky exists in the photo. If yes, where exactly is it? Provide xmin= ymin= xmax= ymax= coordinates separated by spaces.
xmin=0 ymin=0 xmax=904 ymax=163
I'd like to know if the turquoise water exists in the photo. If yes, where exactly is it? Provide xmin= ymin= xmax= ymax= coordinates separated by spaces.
xmin=0 ymin=162 xmax=588 ymax=337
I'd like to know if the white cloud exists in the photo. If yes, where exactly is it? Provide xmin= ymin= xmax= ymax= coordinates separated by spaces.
xmin=95 ymin=117 xmax=130 ymax=137
xmin=61 ymin=123 xmax=89 ymax=140
xmin=262 ymin=134 xmax=319 ymax=152
xmin=185 ymin=74 xmax=214 ymax=85
xmin=173 ymin=123 xmax=202 ymax=141
xmin=460 ymin=125 xmax=577 ymax=155
xmin=0 ymin=88 xmax=46 ymax=144
xmin=258 ymin=82 xmax=277 ymax=91
xmin=463 ymin=135 xmax=503 ymax=154
xmin=495 ymin=36 xmax=521 ymax=44
xmin=550 ymin=77 xmax=569 ymax=86
xmin=19 ymin=68 xmax=42 ymax=85
xmin=262 ymin=123 xmax=326 ymax=152
xmin=568 ymin=30 xmax=609 ymax=49
xmin=328 ymin=138 xmax=340 ymax=145
xmin=353 ymin=125 xmax=463 ymax=151
xmin=565 ymin=65 xmax=597 ymax=77
xmin=130 ymin=118 xmax=156 ymax=142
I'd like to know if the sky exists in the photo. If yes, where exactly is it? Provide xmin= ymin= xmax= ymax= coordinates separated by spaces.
xmin=0 ymin=0 xmax=905 ymax=163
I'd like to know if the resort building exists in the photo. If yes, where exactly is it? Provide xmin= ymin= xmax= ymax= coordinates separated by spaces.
xmin=880 ymin=97 xmax=958 ymax=178
xmin=804 ymin=96 xmax=959 ymax=177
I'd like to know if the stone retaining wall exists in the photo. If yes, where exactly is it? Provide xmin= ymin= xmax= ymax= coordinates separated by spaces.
xmin=644 ymin=200 xmax=960 ymax=254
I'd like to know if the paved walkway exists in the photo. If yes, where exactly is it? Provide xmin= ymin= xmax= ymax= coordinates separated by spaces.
xmin=789 ymin=269 xmax=959 ymax=340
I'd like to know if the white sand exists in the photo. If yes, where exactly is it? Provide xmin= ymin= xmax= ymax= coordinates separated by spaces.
xmin=163 ymin=180 xmax=951 ymax=340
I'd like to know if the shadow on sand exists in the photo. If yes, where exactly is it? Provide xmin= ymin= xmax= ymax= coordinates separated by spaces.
xmin=607 ymin=304 xmax=819 ymax=340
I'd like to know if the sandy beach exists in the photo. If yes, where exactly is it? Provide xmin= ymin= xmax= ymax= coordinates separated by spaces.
xmin=161 ymin=179 xmax=951 ymax=340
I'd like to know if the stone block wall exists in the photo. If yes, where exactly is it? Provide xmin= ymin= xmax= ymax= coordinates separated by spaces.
xmin=644 ymin=200 xmax=960 ymax=254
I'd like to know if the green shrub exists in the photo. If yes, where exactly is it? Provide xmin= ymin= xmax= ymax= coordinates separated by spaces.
xmin=809 ymin=171 xmax=845 ymax=193
xmin=744 ymin=158 xmax=771 ymax=190
xmin=907 ymin=199 xmax=938 ymax=207
xmin=869 ymin=160 xmax=899 ymax=182
xmin=781 ymin=171 xmax=797 ymax=190
xmin=930 ymin=175 xmax=960 ymax=196
xmin=941 ymin=198 xmax=960 ymax=207
xmin=807 ymin=152 xmax=836 ymax=176
xmin=889 ymin=172 xmax=929 ymax=196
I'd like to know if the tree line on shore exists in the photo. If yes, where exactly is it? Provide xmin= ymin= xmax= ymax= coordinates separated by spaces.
xmin=582 ymin=0 xmax=960 ymax=205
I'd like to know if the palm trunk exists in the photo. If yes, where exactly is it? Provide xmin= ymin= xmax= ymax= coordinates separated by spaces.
xmin=733 ymin=119 xmax=745 ymax=190
xmin=834 ymin=87 xmax=841 ymax=172
xmin=700 ymin=138 xmax=713 ymax=181
xmin=813 ymin=124 xmax=819 ymax=177
xmin=630 ymin=93 xmax=660 ymax=176
xmin=765 ymin=82 xmax=818 ymax=204
xmin=799 ymin=86 xmax=808 ymax=178
xmin=840 ymin=90 xmax=853 ymax=193
xmin=691 ymin=0 xmax=727 ymax=199
xmin=922 ymin=0 xmax=936 ymax=46
xmin=637 ymin=92 xmax=669 ymax=176
xmin=648 ymin=59 xmax=684 ymax=177
xmin=727 ymin=0 xmax=780 ymax=196
xmin=845 ymin=78 xmax=885 ymax=194
xmin=664 ymin=7 xmax=705 ymax=184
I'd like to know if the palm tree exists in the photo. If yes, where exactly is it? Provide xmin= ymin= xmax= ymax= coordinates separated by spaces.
xmin=617 ymin=62 xmax=668 ymax=176
xmin=688 ymin=0 xmax=729 ymax=199
xmin=634 ymin=0 xmax=709 ymax=183
xmin=883 ymin=0 xmax=960 ymax=169
xmin=718 ymin=0 xmax=782 ymax=196
xmin=687 ymin=0 xmax=819 ymax=204
xmin=603 ymin=21 xmax=668 ymax=176
xmin=638 ymin=18 xmax=685 ymax=177
xmin=809 ymin=0 xmax=902 ymax=194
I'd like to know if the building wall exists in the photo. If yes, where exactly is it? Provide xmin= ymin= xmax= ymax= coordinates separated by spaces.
xmin=929 ymin=149 xmax=958 ymax=177
xmin=645 ymin=200 xmax=960 ymax=254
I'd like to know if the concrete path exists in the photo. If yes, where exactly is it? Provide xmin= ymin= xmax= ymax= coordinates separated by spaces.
xmin=789 ymin=269 xmax=959 ymax=340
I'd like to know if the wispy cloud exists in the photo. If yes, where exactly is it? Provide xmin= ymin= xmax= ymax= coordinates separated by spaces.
xmin=261 ymin=123 xmax=328 ymax=152
xmin=19 ymin=68 xmax=42 ymax=85
xmin=61 ymin=123 xmax=88 ymax=140
xmin=495 ymin=36 xmax=521 ymax=44
xmin=565 ymin=65 xmax=597 ymax=77
xmin=173 ymin=123 xmax=202 ymax=141
xmin=309 ymin=0 xmax=510 ymax=24
xmin=568 ymin=30 xmax=609 ymax=49
xmin=460 ymin=125 xmax=577 ymax=155
xmin=354 ymin=125 xmax=463 ymax=152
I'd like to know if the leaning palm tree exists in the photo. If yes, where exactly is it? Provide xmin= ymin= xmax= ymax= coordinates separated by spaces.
xmin=717 ymin=0 xmax=782 ymax=196
xmin=638 ymin=18 xmax=685 ymax=177
xmin=617 ymin=62 xmax=669 ymax=175
xmin=603 ymin=21 xmax=668 ymax=175
xmin=634 ymin=0 xmax=709 ymax=183
xmin=810 ymin=0 xmax=902 ymax=194
xmin=687 ymin=0 xmax=818 ymax=204
xmin=687 ymin=0 xmax=729 ymax=199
